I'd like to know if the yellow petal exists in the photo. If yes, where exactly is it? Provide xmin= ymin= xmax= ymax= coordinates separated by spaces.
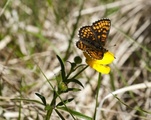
xmin=86 ymin=59 xmax=110 ymax=74
xmin=83 ymin=51 xmax=114 ymax=74
xmin=99 ymin=51 xmax=115 ymax=65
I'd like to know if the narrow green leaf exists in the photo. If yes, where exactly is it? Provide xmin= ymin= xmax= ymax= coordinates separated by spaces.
xmin=11 ymin=98 xmax=44 ymax=106
xmin=56 ymin=55 xmax=66 ymax=81
xmin=56 ymin=98 xmax=74 ymax=106
xmin=35 ymin=93 xmax=46 ymax=106
xmin=57 ymin=107 xmax=92 ymax=120
xmin=67 ymin=79 xmax=84 ymax=88
xmin=66 ymin=88 xmax=81 ymax=92
xmin=55 ymin=109 xmax=66 ymax=120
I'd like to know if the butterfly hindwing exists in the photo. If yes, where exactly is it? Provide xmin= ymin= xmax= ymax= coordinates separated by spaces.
xmin=86 ymin=49 xmax=104 ymax=60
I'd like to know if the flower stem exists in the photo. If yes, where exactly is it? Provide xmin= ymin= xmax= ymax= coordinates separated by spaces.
xmin=93 ymin=73 xmax=102 ymax=120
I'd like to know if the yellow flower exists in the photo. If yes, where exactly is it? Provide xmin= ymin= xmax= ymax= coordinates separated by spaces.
xmin=83 ymin=51 xmax=115 ymax=74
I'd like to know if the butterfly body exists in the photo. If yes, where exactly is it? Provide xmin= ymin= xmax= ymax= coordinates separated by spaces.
xmin=76 ymin=18 xmax=111 ymax=60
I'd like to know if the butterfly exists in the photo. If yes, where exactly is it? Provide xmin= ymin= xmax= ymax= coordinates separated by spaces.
xmin=76 ymin=18 xmax=111 ymax=60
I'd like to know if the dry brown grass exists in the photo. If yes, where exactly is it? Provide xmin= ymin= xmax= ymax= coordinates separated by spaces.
xmin=0 ymin=0 xmax=151 ymax=119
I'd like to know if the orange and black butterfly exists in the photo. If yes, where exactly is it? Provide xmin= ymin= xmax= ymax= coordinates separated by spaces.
xmin=76 ymin=18 xmax=111 ymax=60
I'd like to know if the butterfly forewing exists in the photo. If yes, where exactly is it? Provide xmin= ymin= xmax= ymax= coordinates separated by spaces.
xmin=79 ymin=26 xmax=96 ymax=41
xmin=92 ymin=18 xmax=111 ymax=46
